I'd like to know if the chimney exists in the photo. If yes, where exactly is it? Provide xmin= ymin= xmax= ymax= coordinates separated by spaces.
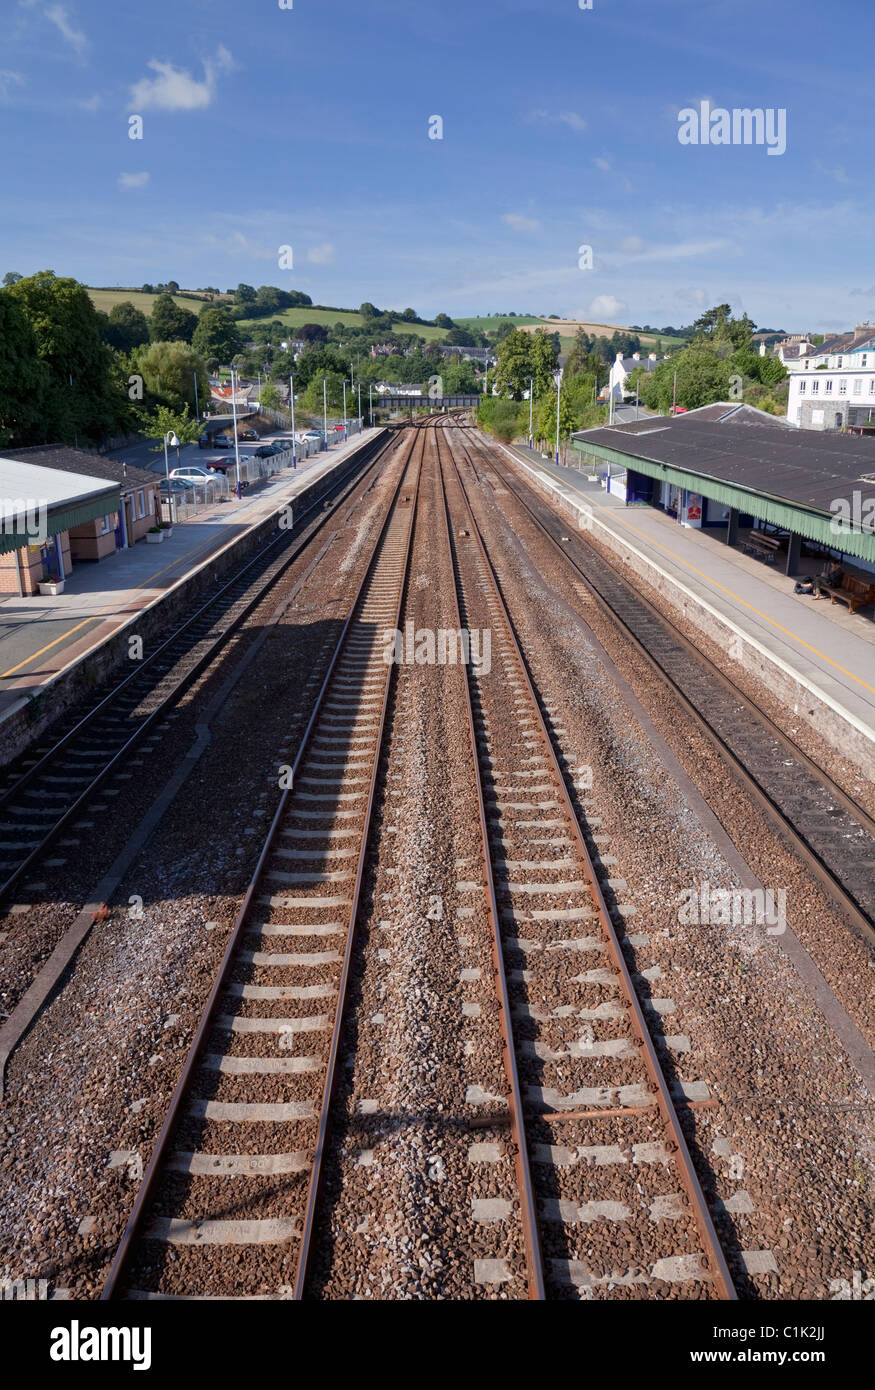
xmin=648 ymin=352 xmax=656 ymax=361
xmin=632 ymin=351 xmax=640 ymax=360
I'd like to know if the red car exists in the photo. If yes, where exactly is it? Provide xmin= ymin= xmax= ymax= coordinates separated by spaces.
xmin=205 ymin=455 xmax=250 ymax=474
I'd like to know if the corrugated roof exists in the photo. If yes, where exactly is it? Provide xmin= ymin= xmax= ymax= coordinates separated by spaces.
xmin=6 ymin=444 xmax=158 ymax=491
xmin=574 ymin=413 xmax=875 ymax=515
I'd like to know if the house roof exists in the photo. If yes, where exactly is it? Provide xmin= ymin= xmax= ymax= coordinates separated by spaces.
xmin=6 ymin=444 xmax=159 ymax=491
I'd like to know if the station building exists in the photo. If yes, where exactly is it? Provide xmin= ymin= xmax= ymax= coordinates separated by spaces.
xmin=571 ymin=402 xmax=875 ymax=580
xmin=0 ymin=446 xmax=160 ymax=597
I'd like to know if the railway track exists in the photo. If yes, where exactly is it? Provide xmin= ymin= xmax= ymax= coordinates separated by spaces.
xmin=101 ymin=426 xmax=424 ymax=1299
xmin=0 ymin=430 xmax=394 ymax=904
xmin=434 ymin=426 xmax=736 ymax=1299
xmin=460 ymin=430 xmax=875 ymax=948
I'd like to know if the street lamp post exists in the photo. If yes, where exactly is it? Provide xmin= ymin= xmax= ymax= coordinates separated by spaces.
xmin=529 ymin=375 xmax=534 ymax=449
xmin=357 ymin=381 xmax=362 ymax=432
xmin=230 ymin=366 xmax=243 ymax=499
xmin=163 ymin=429 xmax=179 ymax=523
xmin=368 ymin=383 xmax=373 ymax=428
xmin=322 ymin=377 xmax=328 ymax=448
xmin=289 ymin=373 xmax=297 ymax=468
xmin=555 ymin=368 xmax=562 ymax=466
xmin=342 ymin=379 xmax=348 ymax=438
xmin=193 ymin=370 xmax=199 ymax=422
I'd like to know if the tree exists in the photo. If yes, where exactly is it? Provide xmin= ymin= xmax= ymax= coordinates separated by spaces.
xmin=445 ymin=326 xmax=475 ymax=347
xmin=139 ymin=402 xmax=201 ymax=451
xmin=298 ymin=322 xmax=328 ymax=344
xmin=6 ymin=270 xmax=128 ymax=443
xmin=535 ymin=387 xmax=576 ymax=456
xmin=132 ymin=339 xmax=208 ymax=414
xmin=434 ymin=312 xmax=454 ymax=330
xmin=101 ymin=301 xmax=151 ymax=353
xmin=150 ymin=293 xmax=198 ymax=343
xmin=493 ymin=328 xmax=533 ymax=399
xmin=359 ymin=302 xmax=379 ymax=319
xmin=0 ymin=290 xmax=49 ymax=445
xmin=2 ymin=271 xmax=23 ymax=286
xmin=635 ymin=347 xmax=731 ymax=413
xmin=441 ymin=356 xmax=479 ymax=393
xmin=235 ymin=283 xmax=257 ymax=305
xmin=260 ymin=382 xmax=282 ymax=411
xmin=192 ymin=305 xmax=243 ymax=368
xmin=530 ymin=329 xmax=559 ymax=398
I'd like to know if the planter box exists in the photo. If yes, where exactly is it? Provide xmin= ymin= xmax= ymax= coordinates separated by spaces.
xmin=161 ymin=527 xmax=174 ymax=539
xmin=146 ymin=531 xmax=163 ymax=544
xmin=38 ymin=580 xmax=65 ymax=596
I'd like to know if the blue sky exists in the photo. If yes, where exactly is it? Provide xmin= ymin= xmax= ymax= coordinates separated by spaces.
xmin=2 ymin=0 xmax=872 ymax=332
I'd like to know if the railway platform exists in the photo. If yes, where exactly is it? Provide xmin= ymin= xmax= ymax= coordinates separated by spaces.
xmin=502 ymin=442 xmax=875 ymax=767
xmin=0 ymin=430 xmax=382 ymax=725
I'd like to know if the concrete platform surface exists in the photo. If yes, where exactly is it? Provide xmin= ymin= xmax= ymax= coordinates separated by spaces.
xmin=0 ymin=429 xmax=382 ymax=721
xmin=502 ymin=443 xmax=875 ymax=751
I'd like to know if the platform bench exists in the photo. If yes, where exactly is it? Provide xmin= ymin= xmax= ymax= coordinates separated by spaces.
xmin=744 ymin=531 xmax=782 ymax=563
xmin=816 ymin=575 xmax=875 ymax=614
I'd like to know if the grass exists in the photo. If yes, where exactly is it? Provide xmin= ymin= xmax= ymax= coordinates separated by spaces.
xmin=455 ymin=315 xmax=543 ymax=332
xmin=87 ymin=288 xmax=218 ymax=316
xmin=235 ymin=305 xmax=447 ymax=341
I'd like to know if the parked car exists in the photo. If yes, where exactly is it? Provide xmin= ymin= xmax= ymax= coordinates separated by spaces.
xmin=239 ymin=427 xmax=259 ymax=441
xmin=157 ymin=479 xmax=195 ymax=497
xmin=197 ymin=431 xmax=213 ymax=449
xmin=170 ymin=466 xmax=215 ymax=484
xmin=212 ymin=433 xmax=234 ymax=448
xmin=205 ymin=454 xmax=253 ymax=475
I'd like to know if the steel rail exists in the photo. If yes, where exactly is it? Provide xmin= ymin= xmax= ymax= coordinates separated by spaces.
xmin=291 ymin=428 xmax=426 ymax=1297
xmin=440 ymin=426 xmax=737 ymax=1301
xmin=0 ymin=430 xmax=395 ymax=904
xmin=465 ymin=434 xmax=875 ymax=948
xmin=433 ymin=426 xmax=546 ymax=1300
xmin=101 ymin=426 xmax=422 ymax=1299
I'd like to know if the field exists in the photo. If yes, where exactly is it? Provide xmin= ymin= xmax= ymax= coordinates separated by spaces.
xmin=517 ymin=318 xmax=686 ymax=349
xmin=87 ymin=288 xmax=222 ymax=316
xmin=236 ymin=305 xmax=447 ymax=340
xmin=455 ymin=315 xmax=543 ymax=332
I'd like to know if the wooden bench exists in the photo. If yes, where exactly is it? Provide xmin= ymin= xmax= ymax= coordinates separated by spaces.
xmin=816 ymin=574 xmax=875 ymax=614
xmin=743 ymin=531 xmax=782 ymax=563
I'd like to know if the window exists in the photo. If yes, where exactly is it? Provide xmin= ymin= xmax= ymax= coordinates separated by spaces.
xmin=862 ymin=354 xmax=868 ymax=367
xmin=839 ymin=379 xmax=847 ymax=395
xmin=870 ymin=380 xmax=875 ymax=395
xmin=799 ymin=380 xmax=806 ymax=394
xmin=836 ymin=356 xmax=843 ymax=368
xmin=854 ymin=379 xmax=862 ymax=395
xmin=100 ymin=514 xmax=112 ymax=534
xmin=137 ymin=490 xmax=145 ymax=518
xmin=811 ymin=379 xmax=819 ymax=394
xmin=825 ymin=379 xmax=833 ymax=394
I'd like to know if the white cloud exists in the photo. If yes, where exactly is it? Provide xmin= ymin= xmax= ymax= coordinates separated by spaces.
xmin=589 ymin=294 xmax=626 ymax=319
xmin=502 ymin=212 xmax=541 ymax=233
xmin=306 ymin=242 xmax=336 ymax=265
xmin=674 ymin=287 xmax=708 ymax=307
xmin=45 ymin=4 xmax=87 ymax=54
xmin=130 ymin=46 xmax=233 ymax=112
xmin=75 ymin=92 xmax=101 ymax=112
xmin=594 ymin=157 xmax=611 ymax=172
xmin=0 ymin=70 xmax=26 ymax=102
xmin=528 ymin=108 xmax=587 ymax=134
xmin=118 ymin=171 xmax=149 ymax=190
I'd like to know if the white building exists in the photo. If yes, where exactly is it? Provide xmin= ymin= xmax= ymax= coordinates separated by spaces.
xmin=608 ymin=351 xmax=663 ymax=402
xmin=788 ymin=337 xmax=875 ymax=429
